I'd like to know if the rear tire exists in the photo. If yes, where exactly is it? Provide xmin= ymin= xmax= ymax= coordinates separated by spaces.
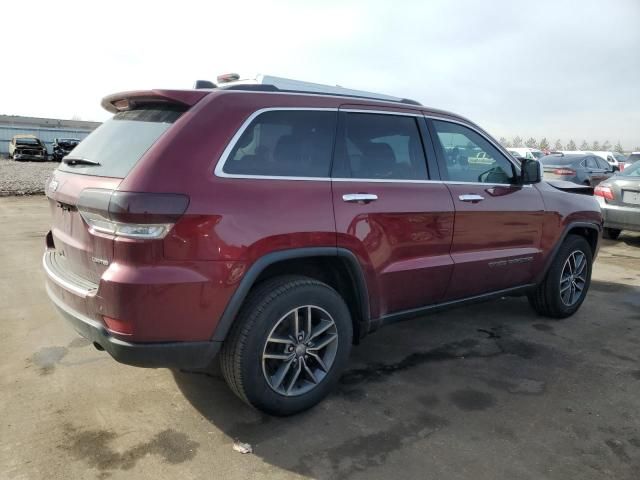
xmin=603 ymin=228 xmax=621 ymax=240
xmin=220 ymin=275 xmax=352 ymax=416
xmin=528 ymin=235 xmax=593 ymax=319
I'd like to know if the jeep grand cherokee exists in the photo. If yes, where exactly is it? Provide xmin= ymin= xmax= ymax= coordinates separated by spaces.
xmin=43 ymin=75 xmax=602 ymax=415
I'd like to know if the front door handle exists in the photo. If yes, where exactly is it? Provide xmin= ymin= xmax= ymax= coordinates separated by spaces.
xmin=342 ymin=193 xmax=378 ymax=204
xmin=459 ymin=194 xmax=485 ymax=203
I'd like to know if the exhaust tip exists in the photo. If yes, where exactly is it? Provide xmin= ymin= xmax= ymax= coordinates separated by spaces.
xmin=93 ymin=342 xmax=105 ymax=351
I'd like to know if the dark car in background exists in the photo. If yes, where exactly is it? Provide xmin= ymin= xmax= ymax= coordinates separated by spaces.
xmin=52 ymin=138 xmax=80 ymax=161
xmin=595 ymin=160 xmax=640 ymax=239
xmin=541 ymin=153 xmax=614 ymax=186
xmin=9 ymin=135 xmax=47 ymax=161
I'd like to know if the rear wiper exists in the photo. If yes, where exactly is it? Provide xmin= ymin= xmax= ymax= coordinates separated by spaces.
xmin=63 ymin=156 xmax=101 ymax=166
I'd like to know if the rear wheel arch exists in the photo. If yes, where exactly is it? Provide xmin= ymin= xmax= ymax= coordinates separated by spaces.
xmin=212 ymin=248 xmax=370 ymax=344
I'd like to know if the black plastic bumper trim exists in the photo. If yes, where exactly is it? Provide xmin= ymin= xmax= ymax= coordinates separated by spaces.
xmin=46 ymin=283 xmax=221 ymax=369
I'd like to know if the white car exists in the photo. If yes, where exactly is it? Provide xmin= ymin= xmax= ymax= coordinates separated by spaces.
xmin=507 ymin=147 xmax=544 ymax=160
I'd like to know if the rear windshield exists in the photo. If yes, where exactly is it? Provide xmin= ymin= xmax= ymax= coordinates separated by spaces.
xmin=16 ymin=138 xmax=39 ymax=145
xmin=540 ymin=155 xmax=580 ymax=165
xmin=58 ymin=107 xmax=183 ymax=178
xmin=621 ymin=161 xmax=640 ymax=177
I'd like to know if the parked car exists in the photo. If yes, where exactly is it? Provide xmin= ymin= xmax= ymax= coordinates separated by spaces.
xmin=52 ymin=138 xmax=80 ymax=161
xmin=540 ymin=153 xmax=614 ymax=186
xmin=8 ymin=135 xmax=47 ymax=161
xmin=507 ymin=147 xmax=544 ymax=160
xmin=43 ymin=75 xmax=602 ymax=415
xmin=595 ymin=160 xmax=640 ymax=239
xmin=626 ymin=152 xmax=640 ymax=165
xmin=591 ymin=151 xmax=625 ymax=171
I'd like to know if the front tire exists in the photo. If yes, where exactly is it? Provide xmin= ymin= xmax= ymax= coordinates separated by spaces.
xmin=528 ymin=235 xmax=593 ymax=318
xmin=603 ymin=228 xmax=621 ymax=240
xmin=220 ymin=275 xmax=353 ymax=416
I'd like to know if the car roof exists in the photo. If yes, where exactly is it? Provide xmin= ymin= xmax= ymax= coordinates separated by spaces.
xmin=101 ymin=85 xmax=472 ymax=125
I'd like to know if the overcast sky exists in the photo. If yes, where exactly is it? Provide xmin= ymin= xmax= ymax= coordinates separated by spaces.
xmin=3 ymin=0 xmax=639 ymax=148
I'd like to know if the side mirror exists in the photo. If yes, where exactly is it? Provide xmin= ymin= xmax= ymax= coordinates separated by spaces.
xmin=520 ymin=158 xmax=542 ymax=184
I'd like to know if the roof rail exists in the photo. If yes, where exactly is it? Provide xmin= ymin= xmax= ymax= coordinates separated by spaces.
xmin=211 ymin=74 xmax=422 ymax=106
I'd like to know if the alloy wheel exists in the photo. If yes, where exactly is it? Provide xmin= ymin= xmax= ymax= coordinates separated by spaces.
xmin=262 ymin=305 xmax=339 ymax=396
xmin=559 ymin=250 xmax=587 ymax=306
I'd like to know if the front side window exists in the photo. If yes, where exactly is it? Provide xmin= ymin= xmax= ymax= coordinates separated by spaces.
xmin=596 ymin=157 xmax=611 ymax=170
xmin=585 ymin=157 xmax=599 ymax=169
xmin=432 ymin=120 xmax=515 ymax=184
xmin=223 ymin=110 xmax=336 ymax=177
xmin=333 ymin=113 xmax=428 ymax=180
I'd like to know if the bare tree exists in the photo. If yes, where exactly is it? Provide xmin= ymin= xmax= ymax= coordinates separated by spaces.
xmin=512 ymin=136 xmax=523 ymax=147
xmin=580 ymin=140 xmax=590 ymax=150
xmin=601 ymin=140 xmax=611 ymax=151
xmin=525 ymin=137 xmax=538 ymax=148
xmin=538 ymin=137 xmax=550 ymax=151
xmin=614 ymin=140 xmax=624 ymax=154
xmin=567 ymin=140 xmax=577 ymax=150
xmin=591 ymin=140 xmax=601 ymax=151
xmin=554 ymin=139 xmax=564 ymax=150
xmin=498 ymin=137 xmax=512 ymax=147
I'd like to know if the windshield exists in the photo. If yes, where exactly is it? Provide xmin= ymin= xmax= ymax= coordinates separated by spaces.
xmin=613 ymin=152 xmax=626 ymax=162
xmin=621 ymin=161 xmax=640 ymax=177
xmin=57 ymin=107 xmax=183 ymax=178
xmin=16 ymin=138 xmax=39 ymax=145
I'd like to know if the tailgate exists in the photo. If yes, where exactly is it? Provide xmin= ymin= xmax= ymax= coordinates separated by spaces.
xmin=46 ymin=171 xmax=121 ymax=285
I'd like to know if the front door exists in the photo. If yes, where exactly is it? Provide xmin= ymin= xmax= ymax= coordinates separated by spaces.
xmin=331 ymin=108 xmax=455 ymax=319
xmin=428 ymin=118 xmax=545 ymax=300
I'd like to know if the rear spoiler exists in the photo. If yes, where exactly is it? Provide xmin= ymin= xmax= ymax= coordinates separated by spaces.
xmin=101 ymin=89 xmax=211 ymax=113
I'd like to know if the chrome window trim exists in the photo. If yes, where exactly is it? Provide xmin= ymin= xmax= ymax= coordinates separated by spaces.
xmin=214 ymin=107 xmax=529 ymax=188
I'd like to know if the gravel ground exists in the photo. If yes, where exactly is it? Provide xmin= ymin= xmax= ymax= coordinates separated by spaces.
xmin=0 ymin=158 xmax=58 ymax=196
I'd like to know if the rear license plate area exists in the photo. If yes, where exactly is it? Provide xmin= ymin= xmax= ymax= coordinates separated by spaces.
xmin=622 ymin=190 xmax=640 ymax=205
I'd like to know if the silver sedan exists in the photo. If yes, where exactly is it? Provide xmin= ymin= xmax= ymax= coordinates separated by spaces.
xmin=595 ymin=160 xmax=640 ymax=239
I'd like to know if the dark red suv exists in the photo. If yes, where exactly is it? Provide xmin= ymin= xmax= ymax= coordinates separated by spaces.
xmin=43 ymin=76 xmax=602 ymax=415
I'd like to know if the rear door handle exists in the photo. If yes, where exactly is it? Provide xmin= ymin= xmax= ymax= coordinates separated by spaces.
xmin=342 ymin=193 xmax=378 ymax=204
xmin=459 ymin=194 xmax=485 ymax=203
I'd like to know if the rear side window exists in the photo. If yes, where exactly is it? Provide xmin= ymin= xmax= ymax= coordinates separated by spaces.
xmin=58 ymin=107 xmax=183 ymax=178
xmin=333 ymin=113 xmax=428 ymax=180
xmin=223 ymin=110 xmax=337 ymax=177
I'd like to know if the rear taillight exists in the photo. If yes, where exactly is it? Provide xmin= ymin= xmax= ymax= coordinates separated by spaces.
xmin=77 ymin=189 xmax=189 ymax=240
xmin=553 ymin=168 xmax=576 ymax=176
xmin=594 ymin=185 xmax=614 ymax=201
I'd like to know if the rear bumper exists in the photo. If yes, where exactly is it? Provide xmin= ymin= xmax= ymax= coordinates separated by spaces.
xmin=46 ymin=282 xmax=222 ymax=369
xmin=599 ymin=202 xmax=640 ymax=232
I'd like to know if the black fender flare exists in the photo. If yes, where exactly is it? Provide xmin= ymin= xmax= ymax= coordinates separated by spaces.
xmin=211 ymin=247 xmax=370 ymax=342
xmin=535 ymin=221 xmax=602 ymax=284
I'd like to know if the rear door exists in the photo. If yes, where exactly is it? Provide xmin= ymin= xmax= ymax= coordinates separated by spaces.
xmin=585 ymin=156 xmax=608 ymax=185
xmin=428 ymin=118 xmax=545 ymax=299
xmin=331 ymin=107 xmax=455 ymax=319
xmin=594 ymin=156 xmax=615 ymax=185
